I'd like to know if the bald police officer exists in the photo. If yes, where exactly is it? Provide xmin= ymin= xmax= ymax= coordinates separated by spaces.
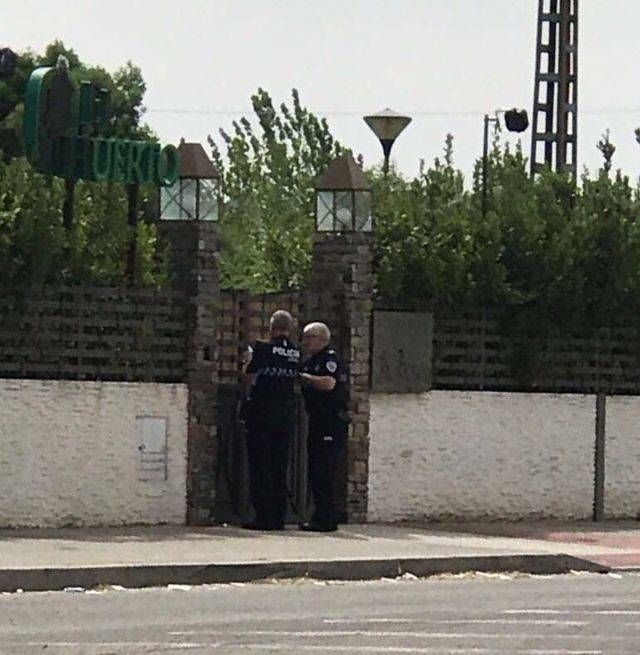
xmin=299 ymin=322 xmax=349 ymax=532
xmin=241 ymin=310 xmax=300 ymax=530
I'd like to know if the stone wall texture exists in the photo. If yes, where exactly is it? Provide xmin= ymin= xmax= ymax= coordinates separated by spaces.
xmin=0 ymin=379 xmax=188 ymax=528
xmin=310 ymin=232 xmax=373 ymax=523
xmin=368 ymin=391 xmax=596 ymax=521
xmin=159 ymin=221 xmax=219 ymax=525
xmin=604 ymin=396 xmax=640 ymax=518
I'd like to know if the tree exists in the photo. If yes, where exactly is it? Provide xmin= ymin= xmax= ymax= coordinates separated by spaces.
xmin=0 ymin=48 xmax=37 ymax=158
xmin=202 ymin=85 xmax=640 ymax=347
xmin=0 ymin=40 xmax=152 ymax=158
xmin=572 ymin=167 xmax=640 ymax=326
xmin=597 ymin=130 xmax=616 ymax=173
xmin=0 ymin=157 xmax=66 ymax=286
xmin=373 ymin=135 xmax=478 ymax=309
xmin=0 ymin=41 xmax=164 ymax=287
xmin=208 ymin=88 xmax=342 ymax=292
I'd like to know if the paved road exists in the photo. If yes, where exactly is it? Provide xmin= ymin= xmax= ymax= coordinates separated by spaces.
xmin=1 ymin=572 xmax=640 ymax=653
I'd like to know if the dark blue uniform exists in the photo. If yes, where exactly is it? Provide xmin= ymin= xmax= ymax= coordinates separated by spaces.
xmin=243 ymin=336 xmax=300 ymax=529
xmin=301 ymin=347 xmax=349 ymax=531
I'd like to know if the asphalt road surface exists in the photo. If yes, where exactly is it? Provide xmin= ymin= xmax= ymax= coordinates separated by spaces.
xmin=1 ymin=571 xmax=640 ymax=653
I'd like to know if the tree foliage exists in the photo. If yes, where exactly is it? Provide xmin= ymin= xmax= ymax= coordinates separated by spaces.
xmin=4 ymin=55 xmax=640 ymax=340
xmin=0 ymin=41 xmax=164 ymax=287
xmin=375 ymin=130 xmax=640 ymax=336
xmin=208 ymin=88 xmax=342 ymax=292
xmin=373 ymin=134 xmax=476 ymax=309
xmin=209 ymin=93 xmax=640 ymax=338
xmin=0 ymin=40 xmax=152 ymax=158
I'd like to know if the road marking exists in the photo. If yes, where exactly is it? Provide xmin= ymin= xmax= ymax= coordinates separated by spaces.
xmin=7 ymin=644 xmax=603 ymax=655
xmin=4 ymin=643 xmax=206 ymax=650
xmin=210 ymin=645 xmax=603 ymax=654
xmin=580 ymin=610 xmax=640 ymax=615
xmin=169 ymin=629 xmax=624 ymax=641
xmin=323 ymin=619 xmax=416 ymax=623
xmin=323 ymin=618 xmax=588 ymax=626
xmin=505 ymin=609 xmax=640 ymax=615
xmin=504 ymin=610 xmax=566 ymax=615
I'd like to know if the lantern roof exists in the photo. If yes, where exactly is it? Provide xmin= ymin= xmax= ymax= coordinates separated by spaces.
xmin=314 ymin=153 xmax=370 ymax=191
xmin=178 ymin=140 xmax=219 ymax=179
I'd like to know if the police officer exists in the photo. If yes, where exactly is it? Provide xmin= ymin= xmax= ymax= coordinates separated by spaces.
xmin=241 ymin=310 xmax=300 ymax=530
xmin=299 ymin=322 xmax=349 ymax=532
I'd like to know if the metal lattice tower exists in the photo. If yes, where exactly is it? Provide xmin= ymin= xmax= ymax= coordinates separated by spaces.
xmin=530 ymin=0 xmax=578 ymax=177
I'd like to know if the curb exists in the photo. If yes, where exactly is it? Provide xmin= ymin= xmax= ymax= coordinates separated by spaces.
xmin=0 ymin=554 xmax=609 ymax=593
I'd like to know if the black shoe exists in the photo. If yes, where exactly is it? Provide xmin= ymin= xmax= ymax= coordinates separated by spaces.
xmin=299 ymin=522 xmax=337 ymax=533
xmin=241 ymin=520 xmax=274 ymax=531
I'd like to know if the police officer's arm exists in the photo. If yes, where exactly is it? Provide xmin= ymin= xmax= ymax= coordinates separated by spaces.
xmin=300 ymin=372 xmax=336 ymax=391
xmin=241 ymin=345 xmax=256 ymax=390
xmin=241 ymin=373 xmax=255 ymax=391
xmin=300 ymin=353 xmax=340 ymax=391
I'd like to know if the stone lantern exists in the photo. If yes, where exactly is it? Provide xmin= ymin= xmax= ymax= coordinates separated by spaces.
xmin=314 ymin=153 xmax=372 ymax=233
xmin=160 ymin=140 xmax=220 ymax=221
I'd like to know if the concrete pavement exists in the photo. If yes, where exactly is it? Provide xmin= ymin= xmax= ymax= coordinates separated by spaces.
xmin=5 ymin=572 xmax=640 ymax=654
xmin=0 ymin=521 xmax=639 ymax=592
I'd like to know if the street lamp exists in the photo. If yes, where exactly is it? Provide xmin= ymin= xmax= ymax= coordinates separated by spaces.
xmin=314 ymin=153 xmax=372 ymax=232
xmin=160 ymin=140 xmax=220 ymax=221
xmin=363 ymin=108 xmax=412 ymax=177
xmin=482 ymin=108 xmax=529 ymax=217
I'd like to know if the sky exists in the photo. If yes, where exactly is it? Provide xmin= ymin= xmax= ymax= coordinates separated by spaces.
xmin=4 ymin=0 xmax=640 ymax=183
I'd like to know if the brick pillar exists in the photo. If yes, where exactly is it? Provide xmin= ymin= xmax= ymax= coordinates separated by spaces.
xmin=158 ymin=220 xmax=219 ymax=525
xmin=309 ymin=232 xmax=373 ymax=523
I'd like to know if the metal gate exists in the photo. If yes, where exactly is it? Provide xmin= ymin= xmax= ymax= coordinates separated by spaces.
xmin=213 ymin=384 xmax=310 ymax=525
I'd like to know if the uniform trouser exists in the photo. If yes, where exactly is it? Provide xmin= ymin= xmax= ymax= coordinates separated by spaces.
xmin=245 ymin=418 xmax=292 ymax=526
xmin=307 ymin=421 xmax=345 ymax=528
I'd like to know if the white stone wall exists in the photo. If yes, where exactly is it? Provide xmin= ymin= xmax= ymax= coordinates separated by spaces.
xmin=0 ymin=379 xmax=188 ymax=528
xmin=368 ymin=391 xmax=596 ymax=521
xmin=604 ymin=396 xmax=640 ymax=518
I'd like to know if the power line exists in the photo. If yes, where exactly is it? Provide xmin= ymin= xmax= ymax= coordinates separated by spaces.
xmin=145 ymin=107 xmax=640 ymax=117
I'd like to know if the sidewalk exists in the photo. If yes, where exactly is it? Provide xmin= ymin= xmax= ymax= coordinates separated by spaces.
xmin=0 ymin=521 xmax=639 ymax=592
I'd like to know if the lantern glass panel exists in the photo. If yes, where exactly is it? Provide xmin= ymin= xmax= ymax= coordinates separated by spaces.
xmin=335 ymin=191 xmax=353 ymax=231
xmin=199 ymin=178 xmax=219 ymax=221
xmin=180 ymin=179 xmax=197 ymax=220
xmin=316 ymin=191 xmax=334 ymax=231
xmin=159 ymin=180 xmax=181 ymax=220
xmin=355 ymin=190 xmax=373 ymax=231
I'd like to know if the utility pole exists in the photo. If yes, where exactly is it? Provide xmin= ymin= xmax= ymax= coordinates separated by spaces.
xmin=530 ymin=0 xmax=578 ymax=178
xmin=482 ymin=114 xmax=497 ymax=218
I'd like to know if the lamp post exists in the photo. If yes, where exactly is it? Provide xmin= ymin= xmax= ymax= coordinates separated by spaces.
xmin=363 ymin=108 xmax=412 ymax=177
xmin=482 ymin=108 xmax=529 ymax=217
xmin=314 ymin=153 xmax=372 ymax=232
xmin=160 ymin=140 xmax=220 ymax=221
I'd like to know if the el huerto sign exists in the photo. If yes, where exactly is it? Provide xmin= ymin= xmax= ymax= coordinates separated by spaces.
xmin=23 ymin=59 xmax=179 ymax=186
